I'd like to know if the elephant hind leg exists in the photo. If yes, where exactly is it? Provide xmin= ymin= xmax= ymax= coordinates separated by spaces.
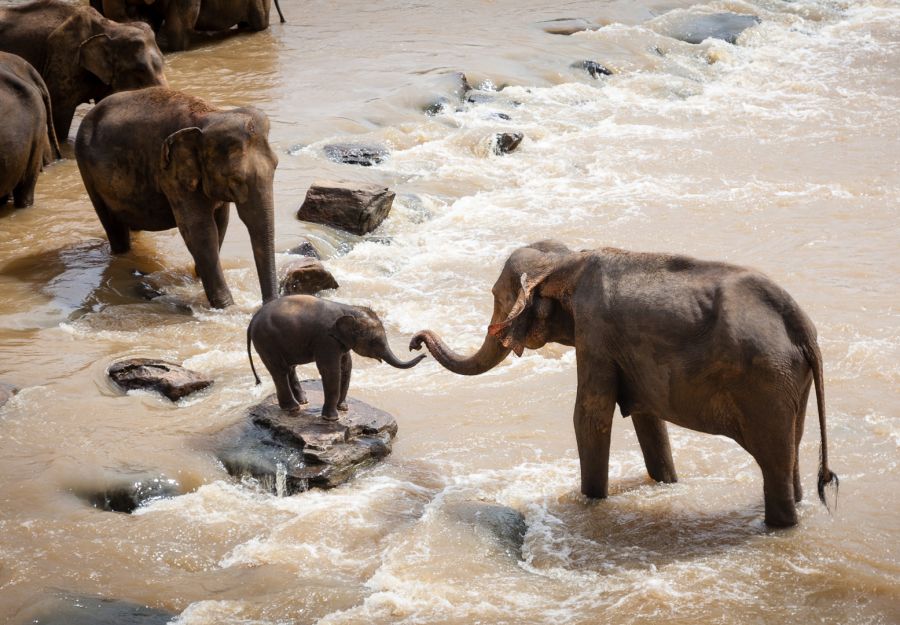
xmin=337 ymin=352 xmax=351 ymax=411
xmin=288 ymin=367 xmax=307 ymax=405
xmin=632 ymin=413 xmax=677 ymax=484
xmin=84 ymin=177 xmax=131 ymax=253
xmin=749 ymin=420 xmax=798 ymax=527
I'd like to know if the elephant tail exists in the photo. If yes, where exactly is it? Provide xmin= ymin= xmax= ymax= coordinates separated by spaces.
xmin=273 ymin=0 xmax=286 ymax=23
xmin=247 ymin=320 xmax=261 ymax=385
xmin=808 ymin=339 xmax=839 ymax=510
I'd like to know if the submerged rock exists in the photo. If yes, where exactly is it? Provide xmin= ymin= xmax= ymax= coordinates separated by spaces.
xmin=0 ymin=381 xmax=18 ymax=408
xmin=577 ymin=60 xmax=613 ymax=78
xmin=297 ymin=180 xmax=395 ymax=236
xmin=285 ymin=238 xmax=321 ymax=259
xmin=11 ymin=591 xmax=176 ymax=625
xmin=215 ymin=381 xmax=398 ymax=494
xmin=537 ymin=17 xmax=598 ymax=35
xmin=74 ymin=473 xmax=182 ymax=514
xmin=108 ymin=358 xmax=213 ymax=401
xmin=423 ymin=71 xmax=471 ymax=115
xmin=443 ymin=501 xmax=528 ymax=558
xmin=323 ymin=143 xmax=389 ymax=167
xmin=657 ymin=12 xmax=760 ymax=45
xmin=493 ymin=132 xmax=524 ymax=155
xmin=279 ymin=257 xmax=339 ymax=296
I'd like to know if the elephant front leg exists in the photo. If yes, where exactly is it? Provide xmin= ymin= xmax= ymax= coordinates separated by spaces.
xmin=315 ymin=353 xmax=343 ymax=421
xmin=573 ymin=359 xmax=617 ymax=499
xmin=337 ymin=352 xmax=351 ymax=411
xmin=172 ymin=201 xmax=233 ymax=308
xmin=631 ymin=413 xmax=678 ymax=484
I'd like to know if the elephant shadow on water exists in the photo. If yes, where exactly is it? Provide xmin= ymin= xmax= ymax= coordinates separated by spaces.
xmin=0 ymin=240 xmax=193 ymax=321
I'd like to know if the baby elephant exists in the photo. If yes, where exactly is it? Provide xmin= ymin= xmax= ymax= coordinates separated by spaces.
xmin=247 ymin=295 xmax=426 ymax=419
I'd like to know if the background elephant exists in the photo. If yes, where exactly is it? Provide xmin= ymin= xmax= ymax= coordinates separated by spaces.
xmin=0 ymin=0 xmax=168 ymax=141
xmin=74 ymin=87 xmax=278 ymax=308
xmin=0 ymin=51 xmax=61 ymax=209
xmin=410 ymin=240 xmax=839 ymax=527
xmin=248 ymin=295 xmax=426 ymax=418
xmin=90 ymin=0 xmax=285 ymax=52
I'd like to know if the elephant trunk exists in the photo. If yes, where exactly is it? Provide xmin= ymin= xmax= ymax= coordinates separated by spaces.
xmin=237 ymin=186 xmax=278 ymax=303
xmin=381 ymin=342 xmax=427 ymax=369
xmin=411 ymin=330 xmax=511 ymax=376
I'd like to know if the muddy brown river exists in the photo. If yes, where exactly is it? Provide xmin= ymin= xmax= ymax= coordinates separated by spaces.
xmin=1 ymin=0 xmax=899 ymax=623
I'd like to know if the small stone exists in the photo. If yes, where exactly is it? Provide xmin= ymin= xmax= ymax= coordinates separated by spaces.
xmin=537 ymin=17 xmax=598 ymax=36
xmin=578 ymin=60 xmax=613 ymax=78
xmin=494 ymin=132 xmax=524 ymax=155
xmin=279 ymin=257 xmax=339 ymax=296
xmin=297 ymin=180 xmax=395 ymax=236
xmin=108 ymin=358 xmax=213 ymax=401
xmin=656 ymin=12 xmax=760 ymax=45
xmin=323 ymin=143 xmax=389 ymax=167
xmin=75 ymin=473 xmax=182 ymax=514
xmin=285 ymin=239 xmax=320 ymax=259
xmin=443 ymin=501 xmax=528 ymax=558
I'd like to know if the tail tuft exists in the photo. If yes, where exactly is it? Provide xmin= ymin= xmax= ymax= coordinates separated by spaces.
xmin=817 ymin=466 xmax=839 ymax=512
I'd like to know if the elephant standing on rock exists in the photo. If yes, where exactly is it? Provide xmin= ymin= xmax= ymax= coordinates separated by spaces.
xmin=410 ymin=240 xmax=839 ymax=527
xmin=0 ymin=0 xmax=168 ymax=141
xmin=0 ymin=51 xmax=61 ymax=209
xmin=90 ymin=0 xmax=286 ymax=52
xmin=75 ymin=87 xmax=279 ymax=308
xmin=247 ymin=295 xmax=426 ymax=419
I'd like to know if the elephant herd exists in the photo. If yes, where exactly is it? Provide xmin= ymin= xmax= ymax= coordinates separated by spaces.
xmin=0 ymin=0 xmax=838 ymax=528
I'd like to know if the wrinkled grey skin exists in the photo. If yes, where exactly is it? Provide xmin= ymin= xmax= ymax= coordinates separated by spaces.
xmin=75 ymin=87 xmax=278 ymax=308
xmin=0 ymin=51 xmax=61 ymax=209
xmin=0 ymin=0 xmax=167 ymax=141
xmin=248 ymin=295 xmax=426 ymax=419
xmin=411 ymin=240 xmax=838 ymax=527
xmin=90 ymin=0 xmax=285 ymax=52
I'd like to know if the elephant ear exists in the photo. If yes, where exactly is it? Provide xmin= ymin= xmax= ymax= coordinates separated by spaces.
xmin=78 ymin=34 xmax=114 ymax=85
xmin=330 ymin=315 xmax=364 ymax=351
xmin=488 ymin=272 xmax=545 ymax=357
xmin=160 ymin=127 xmax=203 ymax=192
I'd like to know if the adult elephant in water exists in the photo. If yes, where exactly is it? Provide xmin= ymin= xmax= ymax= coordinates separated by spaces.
xmin=75 ymin=87 xmax=278 ymax=308
xmin=410 ymin=240 xmax=838 ymax=527
xmin=0 ymin=51 xmax=61 ymax=209
xmin=90 ymin=0 xmax=285 ymax=51
xmin=0 ymin=0 xmax=168 ymax=141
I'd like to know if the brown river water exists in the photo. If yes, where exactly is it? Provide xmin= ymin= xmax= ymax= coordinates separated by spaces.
xmin=1 ymin=0 xmax=899 ymax=623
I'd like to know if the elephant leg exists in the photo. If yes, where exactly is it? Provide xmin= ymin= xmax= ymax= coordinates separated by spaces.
xmin=574 ymin=355 xmax=617 ymax=499
xmin=792 ymin=382 xmax=811 ymax=503
xmin=315 ymin=352 xmax=343 ymax=420
xmin=171 ymin=201 xmax=233 ymax=308
xmin=162 ymin=0 xmax=201 ymax=51
xmin=84 ymin=175 xmax=131 ymax=253
xmin=288 ymin=367 xmax=307 ymax=405
xmin=632 ymin=413 xmax=677 ymax=483
xmin=12 ymin=164 xmax=39 ymax=210
xmin=245 ymin=0 xmax=271 ymax=30
xmin=260 ymin=353 xmax=299 ymax=411
xmin=0 ymin=194 xmax=8 ymax=206
xmin=760 ymin=457 xmax=798 ymax=527
xmin=747 ymin=412 xmax=798 ymax=527
xmin=214 ymin=204 xmax=229 ymax=251
xmin=337 ymin=352 xmax=351 ymax=411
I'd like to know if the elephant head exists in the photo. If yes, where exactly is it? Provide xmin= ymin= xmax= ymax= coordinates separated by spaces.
xmin=159 ymin=107 xmax=279 ymax=303
xmin=332 ymin=307 xmax=427 ymax=369
xmin=410 ymin=240 xmax=578 ymax=374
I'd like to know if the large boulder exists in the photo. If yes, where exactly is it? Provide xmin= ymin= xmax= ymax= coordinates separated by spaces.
xmin=108 ymin=358 xmax=213 ymax=401
xmin=279 ymin=257 xmax=339 ymax=296
xmin=297 ymin=180 xmax=395 ymax=236
xmin=443 ymin=501 xmax=528 ymax=558
xmin=323 ymin=143 xmax=389 ymax=166
xmin=214 ymin=381 xmax=398 ymax=495
xmin=655 ymin=12 xmax=760 ymax=44
xmin=11 ymin=591 xmax=176 ymax=625
xmin=73 ymin=472 xmax=183 ymax=514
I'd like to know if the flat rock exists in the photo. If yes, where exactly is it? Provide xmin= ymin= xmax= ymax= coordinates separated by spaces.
xmin=11 ymin=591 xmax=176 ymax=625
xmin=297 ymin=180 xmax=395 ymax=236
xmin=494 ymin=132 xmax=524 ymax=155
xmin=108 ymin=358 xmax=213 ymax=401
xmin=285 ymin=238 xmax=320 ymax=259
xmin=0 ymin=381 xmax=18 ymax=408
xmin=216 ymin=380 xmax=397 ymax=494
xmin=279 ymin=257 xmax=339 ymax=296
xmin=74 ymin=472 xmax=182 ymax=514
xmin=655 ymin=12 xmax=760 ymax=45
xmin=537 ymin=17 xmax=598 ymax=35
xmin=323 ymin=143 xmax=389 ymax=166
xmin=443 ymin=501 xmax=528 ymax=558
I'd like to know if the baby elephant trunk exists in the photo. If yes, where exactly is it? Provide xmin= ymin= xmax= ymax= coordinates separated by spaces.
xmin=381 ymin=344 xmax=427 ymax=369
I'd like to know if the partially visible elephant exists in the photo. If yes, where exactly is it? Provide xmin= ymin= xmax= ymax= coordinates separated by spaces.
xmin=0 ymin=0 xmax=168 ymax=141
xmin=247 ymin=295 xmax=426 ymax=419
xmin=0 ymin=51 xmax=61 ymax=209
xmin=410 ymin=240 xmax=839 ymax=527
xmin=74 ymin=87 xmax=278 ymax=308
xmin=90 ymin=0 xmax=285 ymax=52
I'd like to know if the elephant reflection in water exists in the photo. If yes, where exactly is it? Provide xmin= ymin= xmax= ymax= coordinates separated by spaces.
xmin=411 ymin=240 xmax=839 ymax=527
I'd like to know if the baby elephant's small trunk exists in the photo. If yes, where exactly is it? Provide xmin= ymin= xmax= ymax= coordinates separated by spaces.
xmin=382 ymin=345 xmax=426 ymax=369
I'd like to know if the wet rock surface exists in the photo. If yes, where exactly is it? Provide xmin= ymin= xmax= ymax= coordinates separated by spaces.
xmin=285 ymin=238 xmax=321 ymax=259
xmin=657 ymin=12 xmax=760 ymax=45
xmin=494 ymin=132 xmax=524 ymax=155
xmin=323 ymin=143 xmax=389 ymax=166
xmin=12 ymin=591 xmax=176 ymax=625
xmin=279 ymin=257 xmax=339 ymax=296
xmin=0 ymin=381 xmax=18 ymax=408
xmin=577 ymin=60 xmax=613 ymax=78
xmin=297 ymin=180 xmax=396 ymax=236
xmin=423 ymin=71 xmax=471 ymax=115
xmin=108 ymin=359 xmax=213 ymax=401
xmin=75 ymin=472 xmax=182 ymax=514
xmin=443 ymin=501 xmax=528 ymax=558
xmin=537 ymin=17 xmax=598 ymax=35
xmin=214 ymin=381 xmax=397 ymax=494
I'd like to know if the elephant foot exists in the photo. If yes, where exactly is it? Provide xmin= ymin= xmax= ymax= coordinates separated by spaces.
xmin=321 ymin=411 xmax=340 ymax=422
xmin=337 ymin=401 xmax=348 ymax=412
xmin=764 ymin=504 xmax=798 ymax=528
xmin=278 ymin=400 xmax=301 ymax=412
